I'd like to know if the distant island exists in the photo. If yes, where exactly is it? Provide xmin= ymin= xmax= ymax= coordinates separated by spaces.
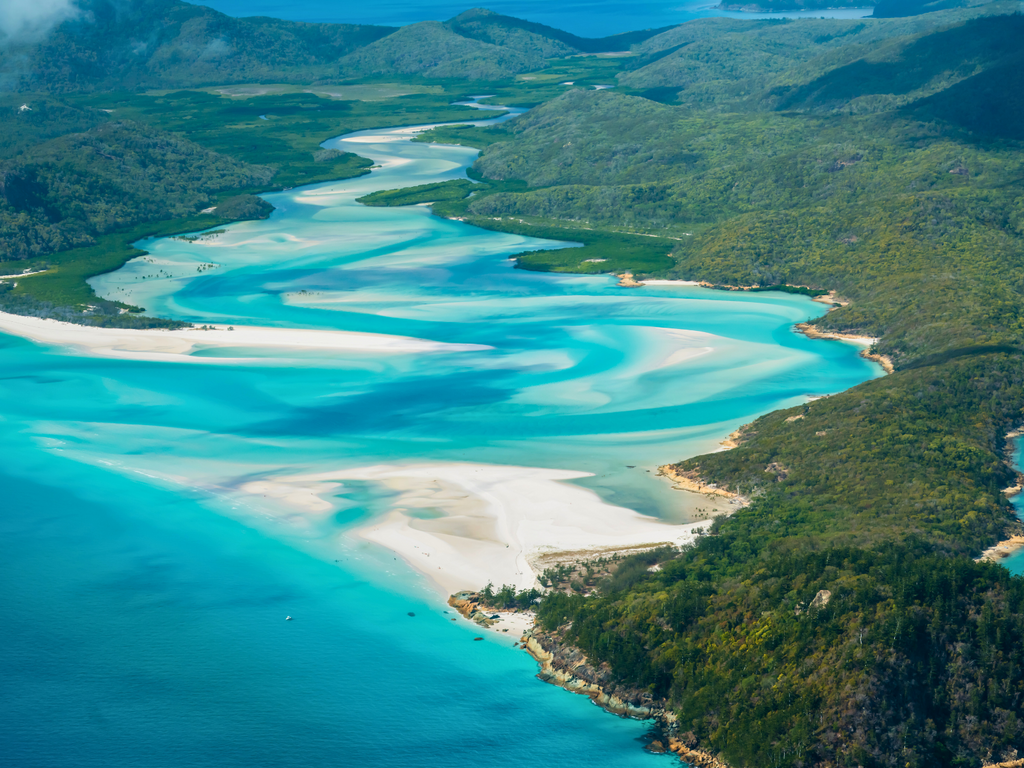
xmin=714 ymin=0 xmax=982 ymax=14
xmin=714 ymin=0 xmax=873 ymax=11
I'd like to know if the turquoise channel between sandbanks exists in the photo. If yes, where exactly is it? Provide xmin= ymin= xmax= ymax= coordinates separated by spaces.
xmin=0 ymin=103 xmax=881 ymax=767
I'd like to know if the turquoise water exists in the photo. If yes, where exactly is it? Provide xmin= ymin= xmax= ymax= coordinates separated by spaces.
xmin=998 ymin=438 xmax=1024 ymax=576
xmin=0 ymin=111 xmax=880 ymax=765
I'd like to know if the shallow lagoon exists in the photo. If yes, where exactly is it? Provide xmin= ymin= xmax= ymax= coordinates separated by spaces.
xmin=1 ymin=115 xmax=880 ymax=765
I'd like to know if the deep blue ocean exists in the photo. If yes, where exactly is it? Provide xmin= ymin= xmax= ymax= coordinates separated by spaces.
xmin=1 ymin=108 xmax=884 ymax=764
xmin=195 ymin=0 xmax=873 ymax=36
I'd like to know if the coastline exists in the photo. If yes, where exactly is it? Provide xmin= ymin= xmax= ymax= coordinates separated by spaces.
xmin=795 ymin=321 xmax=895 ymax=374
xmin=610 ymin=274 xmax=892 ymax=375
xmin=617 ymin=277 xmax=896 ymax=374
xmin=448 ymin=592 xmax=536 ymax=636
xmin=978 ymin=428 xmax=1024 ymax=563
xmin=34 ymin=108 xmax=874 ymax=768
xmin=520 ymin=628 xmax=731 ymax=768
xmin=273 ymin=461 xmax=715 ymax=595
xmin=657 ymin=464 xmax=747 ymax=504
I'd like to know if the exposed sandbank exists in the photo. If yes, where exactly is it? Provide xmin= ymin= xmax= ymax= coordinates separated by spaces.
xmin=269 ymin=462 xmax=714 ymax=595
xmin=0 ymin=312 xmax=488 ymax=364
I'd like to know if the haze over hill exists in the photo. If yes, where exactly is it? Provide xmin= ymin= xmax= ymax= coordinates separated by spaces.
xmin=0 ymin=2 xmax=674 ymax=90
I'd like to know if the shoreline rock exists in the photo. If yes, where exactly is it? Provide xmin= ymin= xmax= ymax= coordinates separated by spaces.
xmin=980 ymin=429 xmax=1024 ymax=562
xmin=657 ymin=464 xmax=742 ymax=501
xmin=718 ymin=425 xmax=750 ymax=450
xmin=448 ymin=591 xmax=536 ymax=635
xmin=794 ymin=321 xmax=895 ymax=374
xmin=522 ymin=628 xmax=730 ymax=768
xmin=984 ymin=758 xmax=1024 ymax=768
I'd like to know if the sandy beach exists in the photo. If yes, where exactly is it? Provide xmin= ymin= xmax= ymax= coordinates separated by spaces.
xmin=0 ymin=312 xmax=488 ymax=363
xmin=639 ymin=279 xmax=702 ymax=286
xmin=979 ymin=535 xmax=1024 ymax=563
xmin=265 ymin=462 xmax=714 ymax=595
xmin=795 ymin=321 xmax=895 ymax=373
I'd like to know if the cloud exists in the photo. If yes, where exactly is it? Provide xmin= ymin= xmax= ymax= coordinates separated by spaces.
xmin=0 ymin=0 xmax=83 ymax=46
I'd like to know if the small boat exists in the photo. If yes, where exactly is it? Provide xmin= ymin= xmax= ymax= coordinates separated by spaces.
xmin=285 ymin=616 xmax=293 ymax=621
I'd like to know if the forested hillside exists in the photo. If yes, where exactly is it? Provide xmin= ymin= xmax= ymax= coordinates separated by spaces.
xmin=403 ymin=7 xmax=1024 ymax=767
xmin=0 ymin=1 xmax=669 ymax=91
xmin=617 ymin=3 xmax=1018 ymax=108
xmin=333 ymin=9 xmax=671 ymax=80
xmin=0 ymin=118 xmax=273 ymax=259
xmin=335 ymin=20 xmax=549 ymax=81
xmin=413 ymin=11 xmax=1024 ymax=366
xmin=1 ymin=0 xmax=395 ymax=92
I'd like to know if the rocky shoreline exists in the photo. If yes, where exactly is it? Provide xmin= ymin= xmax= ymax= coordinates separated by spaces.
xmin=522 ymin=628 xmax=730 ymax=768
xmin=794 ymin=322 xmax=895 ymax=373
xmin=447 ymin=591 xmax=535 ymax=635
xmin=448 ymin=591 xmax=731 ymax=766
xmin=657 ymin=464 xmax=746 ymax=504
xmin=976 ymin=428 xmax=1024 ymax=563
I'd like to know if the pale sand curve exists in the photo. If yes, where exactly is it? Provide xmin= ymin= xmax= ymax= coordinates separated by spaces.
xmin=0 ymin=312 xmax=489 ymax=364
xmin=639 ymin=279 xmax=702 ymax=286
xmin=274 ymin=462 xmax=712 ymax=595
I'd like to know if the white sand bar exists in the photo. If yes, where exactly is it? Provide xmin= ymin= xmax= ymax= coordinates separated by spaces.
xmin=284 ymin=462 xmax=709 ymax=595
xmin=0 ymin=312 xmax=488 ymax=363
xmin=639 ymin=279 xmax=702 ymax=286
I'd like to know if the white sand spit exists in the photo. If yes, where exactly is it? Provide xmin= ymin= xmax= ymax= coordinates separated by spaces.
xmin=284 ymin=462 xmax=710 ymax=595
xmin=639 ymin=279 xmax=702 ymax=286
xmin=0 ymin=312 xmax=489 ymax=364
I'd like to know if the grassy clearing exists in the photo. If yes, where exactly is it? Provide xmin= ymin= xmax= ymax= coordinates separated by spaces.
xmin=3 ymin=214 xmax=228 ymax=310
xmin=150 ymin=83 xmax=446 ymax=101
xmin=460 ymin=216 xmax=677 ymax=274
xmin=71 ymin=89 xmax=482 ymax=190
xmin=3 ymin=89 xmax=485 ymax=318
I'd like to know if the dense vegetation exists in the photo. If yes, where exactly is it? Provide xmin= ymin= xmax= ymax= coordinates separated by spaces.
xmin=418 ymin=12 xmax=1024 ymax=365
xmin=3 ymin=2 xmax=1024 ymax=765
xmin=1 ymin=0 xmax=396 ymax=93
xmin=539 ymin=543 xmax=1024 ymax=767
xmin=0 ymin=1 xmax=671 ymax=91
xmin=402 ymin=7 xmax=1024 ymax=767
xmin=0 ymin=88 xmax=481 ymax=323
xmin=0 ymin=118 xmax=274 ymax=259
xmin=356 ymin=179 xmax=479 ymax=207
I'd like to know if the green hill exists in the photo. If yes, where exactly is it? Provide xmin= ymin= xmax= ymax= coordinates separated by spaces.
xmin=2 ymin=0 xmax=395 ymax=93
xmin=336 ymin=9 xmax=676 ymax=82
xmin=771 ymin=13 xmax=1024 ymax=113
xmin=335 ymin=20 xmax=546 ymax=81
xmin=400 ymin=7 xmax=1024 ymax=766
xmin=446 ymin=8 xmax=673 ymax=54
xmin=617 ymin=4 xmax=1017 ymax=110
xmin=0 ymin=118 xmax=273 ymax=260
